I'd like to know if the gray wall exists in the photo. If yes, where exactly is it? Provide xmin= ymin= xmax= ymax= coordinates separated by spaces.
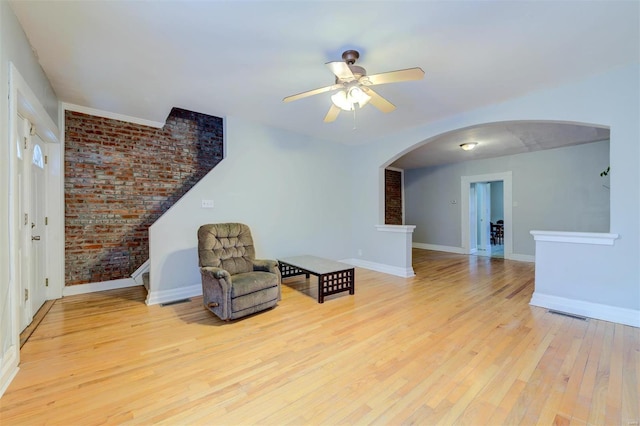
xmin=405 ymin=140 xmax=610 ymax=256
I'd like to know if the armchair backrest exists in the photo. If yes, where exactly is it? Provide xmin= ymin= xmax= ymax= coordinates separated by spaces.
xmin=198 ymin=223 xmax=256 ymax=275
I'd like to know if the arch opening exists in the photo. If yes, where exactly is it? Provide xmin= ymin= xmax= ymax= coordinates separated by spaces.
xmin=379 ymin=120 xmax=611 ymax=259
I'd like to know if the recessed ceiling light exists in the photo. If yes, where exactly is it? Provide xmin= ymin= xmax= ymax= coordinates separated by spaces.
xmin=460 ymin=142 xmax=478 ymax=151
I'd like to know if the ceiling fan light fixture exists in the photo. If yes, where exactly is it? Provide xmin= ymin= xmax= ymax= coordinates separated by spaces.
xmin=331 ymin=90 xmax=354 ymax=111
xmin=331 ymin=85 xmax=372 ymax=111
xmin=348 ymin=85 xmax=371 ymax=107
xmin=460 ymin=142 xmax=478 ymax=151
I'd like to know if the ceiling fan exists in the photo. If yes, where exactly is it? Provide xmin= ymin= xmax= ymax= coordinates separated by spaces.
xmin=283 ymin=50 xmax=424 ymax=123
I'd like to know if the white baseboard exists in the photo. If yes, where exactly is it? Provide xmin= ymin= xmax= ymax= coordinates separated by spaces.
xmin=62 ymin=278 xmax=141 ymax=296
xmin=0 ymin=346 xmax=19 ymax=398
xmin=413 ymin=242 xmax=535 ymax=263
xmin=145 ymin=284 xmax=202 ymax=306
xmin=506 ymin=253 xmax=535 ymax=263
xmin=412 ymin=242 xmax=466 ymax=254
xmin=530 ymin=292 xmax=640 ymax=328
xmin=340 ymin=258 xmax=415 ymax=278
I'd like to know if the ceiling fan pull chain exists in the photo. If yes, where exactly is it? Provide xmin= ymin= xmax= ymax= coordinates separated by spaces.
xmin=352 ymin=107 xmax=357 ymax=130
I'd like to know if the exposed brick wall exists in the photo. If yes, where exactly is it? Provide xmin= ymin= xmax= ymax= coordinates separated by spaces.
xmin=65 ymin=108 xmax=223 ymax=285
xmin=385 ymin=169 xmax=403 ymax=225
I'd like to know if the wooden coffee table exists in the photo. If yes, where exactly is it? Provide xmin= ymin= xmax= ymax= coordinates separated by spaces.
xmin=278 ymin=255 xmax=355 ymax=303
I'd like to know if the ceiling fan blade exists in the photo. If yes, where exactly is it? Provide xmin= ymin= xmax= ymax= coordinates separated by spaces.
xmin=326 ymin=61 xmax=356 ymax=82
xmin=362 ymin=87 xmax=396 ymax=113
xmin=362 ymin=67 xmax=425 ymax=86
xmin=283 ymin=84 xmax=342 ymax=103
xmin=323 ymin=104 xmax=341 ymax=123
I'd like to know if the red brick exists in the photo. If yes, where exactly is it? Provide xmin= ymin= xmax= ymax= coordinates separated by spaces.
xmin=65 ymin=108 xmax=223 ymax=285
xmin=385 ymin=169 xmax=403 ymax=225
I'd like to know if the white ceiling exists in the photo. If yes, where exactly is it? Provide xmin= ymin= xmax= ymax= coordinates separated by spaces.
xmin=10 ymin=0 xmax=639 ymax=166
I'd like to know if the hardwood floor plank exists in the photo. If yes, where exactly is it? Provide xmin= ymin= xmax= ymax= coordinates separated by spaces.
xmin=555 ymin=318 xmax=599 ymax=422
xmin=587 ymin=320 xmax=615 ymax=425
xmin=0 ymin=249 xmax=637 ymax=425
xmin=622 ymin=324 xmax=640 ymax=424
xmin=535 ymin=321 xmax=586 ymax=424
xmin=604 ymin=323 xmax=624 ymax=425
xmin=573 ymin=320 xmax=606 ymax=423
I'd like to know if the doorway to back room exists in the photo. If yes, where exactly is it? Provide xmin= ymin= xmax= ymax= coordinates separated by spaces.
xmin=470 ymin=181 xmax=504 ymax=259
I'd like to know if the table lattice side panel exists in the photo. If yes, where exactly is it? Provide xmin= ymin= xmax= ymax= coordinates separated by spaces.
xmin=279 ymin=262 xmax=307 ymax=279
xmin=320 ymin=269 xmax=355 ymax=297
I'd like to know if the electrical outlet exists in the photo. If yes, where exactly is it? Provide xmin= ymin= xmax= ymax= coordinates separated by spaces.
xmin=201 ymin=199 xmax=214 ymax=208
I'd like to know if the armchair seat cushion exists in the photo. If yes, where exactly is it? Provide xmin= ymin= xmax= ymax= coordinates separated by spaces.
xmin=231 ymin=271 xmax=279 ymax=298
xmin=232 ymin=287 xmax=280 ymax=314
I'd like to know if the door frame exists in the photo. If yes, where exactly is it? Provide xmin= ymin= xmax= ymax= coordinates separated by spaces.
xmin=461 ymin=172 xmax=513 ymax=258
xmin=3 ymin=63 xmax=61 ymax=396
xmin=10 ymin=65 xmax=63 ymax=304
xmin=16 ymin=116 xmax=49 ymax=331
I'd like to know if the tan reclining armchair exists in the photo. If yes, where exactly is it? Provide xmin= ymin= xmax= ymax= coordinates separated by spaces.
xmin=197 ymin=223 xmax=281 ymax=320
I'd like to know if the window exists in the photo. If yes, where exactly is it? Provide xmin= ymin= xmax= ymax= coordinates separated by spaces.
xmin=32 ymin=144 xmax=44 ymax=169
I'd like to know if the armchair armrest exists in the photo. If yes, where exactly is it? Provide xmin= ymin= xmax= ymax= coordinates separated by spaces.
xmin=200 ymin=266 xmax=233 ymax=319
xmin=200 ymin=266 xmax=231 ymax=281
xmin=253 ymin=259 xmax=279 ymax=274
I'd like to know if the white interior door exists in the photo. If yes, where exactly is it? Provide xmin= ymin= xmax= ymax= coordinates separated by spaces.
xmin=30 ymin=136 xmax=47 ymax=316
xmin=17 ymin=117 xmax=48 ymax=332
xmin=475 ymin=182 xmax=492 ymax=256
xmin=469 ymin=184 xmax=477 ymax=253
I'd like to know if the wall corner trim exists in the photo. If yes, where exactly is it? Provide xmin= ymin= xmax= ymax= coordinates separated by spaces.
xmin=375 ymin=224 xmax=416 ymax=233
xmin=530 ymin=230 xmax=619 ymax=245
xmin=62 ymin=102 xmax=165 ymax=128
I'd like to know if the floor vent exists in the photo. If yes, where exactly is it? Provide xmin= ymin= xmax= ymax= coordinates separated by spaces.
xmin=548 ymin=309 xmax=588 ymax=321
xmin=161 ymin=299 xmax=191 ymax=307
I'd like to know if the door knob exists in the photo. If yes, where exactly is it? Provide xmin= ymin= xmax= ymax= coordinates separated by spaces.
xmin=32 ymin=236 xmax=40 ymax=241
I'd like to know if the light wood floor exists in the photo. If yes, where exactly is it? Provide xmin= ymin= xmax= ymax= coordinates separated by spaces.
xmin=1 ymin=249 xmax=638 ymax=425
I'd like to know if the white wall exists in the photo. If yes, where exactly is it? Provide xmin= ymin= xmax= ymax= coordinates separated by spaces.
xmin=405 ymin=140 xmax=610 ymax=256
xmin=350 ymin=64 xmax=639 ymax=316
xmin=147 ymin=116 xmax=353 ymax=304
xmin=1 ymin=0 xmax=58 ymax=397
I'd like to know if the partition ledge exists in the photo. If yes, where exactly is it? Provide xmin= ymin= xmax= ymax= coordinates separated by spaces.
xmin=530 ymin=230 xmax=619 ymax=245
xmin=375 ymin=225 xmax=416 ymax=233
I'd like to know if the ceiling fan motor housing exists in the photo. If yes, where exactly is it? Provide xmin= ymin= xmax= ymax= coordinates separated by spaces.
xmin=342 ymin=49 xmax=360 ymax=65
xmin=336 ymin=65 xmax=366 ymax=84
